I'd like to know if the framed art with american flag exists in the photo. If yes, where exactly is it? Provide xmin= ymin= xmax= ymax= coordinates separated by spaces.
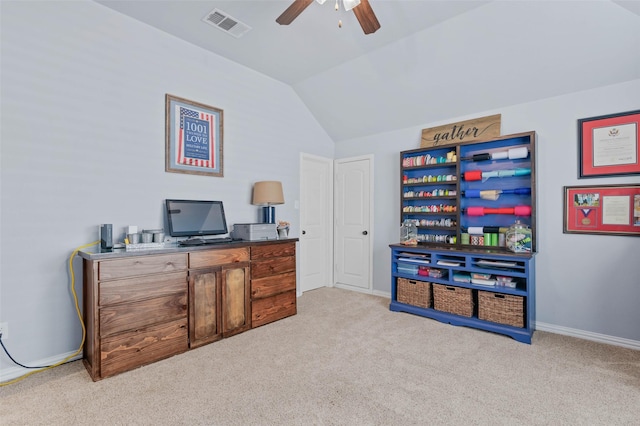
xmin=165 ymin=94 xmax=223 ymax=177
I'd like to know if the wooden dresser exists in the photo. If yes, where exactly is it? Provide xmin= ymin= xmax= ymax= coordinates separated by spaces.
xmin=80 ymin=239 xmax=297 ymax=381
xmin=250 ymin=241 xmax=297 ymax=328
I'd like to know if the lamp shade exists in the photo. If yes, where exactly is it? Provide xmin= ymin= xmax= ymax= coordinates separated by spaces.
xmin=343 ymin=0 xmax=361 ymax=11
xmin=252 ymin=181 xmax=284 ymax=205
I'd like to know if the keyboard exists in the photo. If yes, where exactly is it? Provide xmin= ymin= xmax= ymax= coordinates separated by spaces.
xmin=179 ymin=237 xmax=233 ymax=246
xmin=202 ymin=237 xmax=233 ymax=245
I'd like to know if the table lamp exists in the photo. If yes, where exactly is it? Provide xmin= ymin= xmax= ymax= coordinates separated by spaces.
xmin=252 ymin=181 xmax=284 ymax=224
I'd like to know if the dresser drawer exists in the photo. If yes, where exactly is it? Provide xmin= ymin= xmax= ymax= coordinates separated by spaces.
xmin=189 ymin=248 xmax=249 ymax=269
xmin=251 ymin=242 xmax=296 ymax=260
xmin=100 ymin=318 xmax=188 ymax=378
xmin=98 ymin=254 xmax=187 ymax=280
xmin=99 ymin=271 xmax=187 ymax=306
xmin=251 ymin=290 xmax=296 ymax=328
xmin=251 ymin=271 xmax=296 ymax=299
xmin=251 ymin=256 xmax=295 ymax=280
xmin=100 ymin=292 xmax=187 ymax=337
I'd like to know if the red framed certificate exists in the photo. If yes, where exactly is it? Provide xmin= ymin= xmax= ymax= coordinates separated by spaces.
xmin=563 ymin=184 xmax=640 ymax=236
xmin=578 ymin=110 xmax=640 ymax=178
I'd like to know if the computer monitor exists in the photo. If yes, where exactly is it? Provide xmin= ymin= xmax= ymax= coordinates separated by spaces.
xmin=165 ymin=199 xmax=228 ymax=238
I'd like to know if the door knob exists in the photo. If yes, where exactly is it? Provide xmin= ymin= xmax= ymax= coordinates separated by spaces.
xmin=362 ymin=231 xmax=368 ymax=235
xmin=302 ymin=230 xmax=306 ymax=235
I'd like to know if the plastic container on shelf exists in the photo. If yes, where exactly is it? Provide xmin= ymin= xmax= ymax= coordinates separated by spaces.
xmin=400 ymin=219 xmax=418 ymax=245
xmin=496 ymin=276 xmax=516 ymax=288
xmin=506 ymin=220 xmax=532 ymax=253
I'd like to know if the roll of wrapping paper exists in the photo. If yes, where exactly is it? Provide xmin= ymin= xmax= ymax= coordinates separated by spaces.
xmin=464 ymin=168 xmax=531 ymax=182
xmin=500 ymin=227 xmax=509 ymax=247
xmin=468 ymin=226 xmax=484 ymax=235
xmin=461 ymin=146 xmax=529 ymax=162
xmin=462 ymin=188 xmax=531 ymax=200
xmin=465 ymin=226 xmax=501 ymax=235
xmin=464 ymin=205 xmax=532 ymax=216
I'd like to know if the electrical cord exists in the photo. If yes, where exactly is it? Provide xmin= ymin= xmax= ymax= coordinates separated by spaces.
xmin=0 ymin=337 xmax=51 ymax=369
xmin=0 ymin=240 xmax=99 ymax=386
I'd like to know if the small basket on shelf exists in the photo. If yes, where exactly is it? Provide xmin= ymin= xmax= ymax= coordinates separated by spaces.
xmin=397 ymin=278 xmax=431 ymax=308
xmin=432 ymin=284 xmax=474 ymax=317
xmin=478 ymin=291 xmax=524 ymax=328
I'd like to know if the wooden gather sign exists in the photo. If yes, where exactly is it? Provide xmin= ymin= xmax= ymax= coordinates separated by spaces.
xmin=421 ymin=114 xmax=501 ymax=148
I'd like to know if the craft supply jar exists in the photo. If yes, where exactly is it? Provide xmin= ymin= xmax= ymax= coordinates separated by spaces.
xmin=400 ymin=219 xmax=418 ymax=245
xmin=506 ymin=220 xmax=532 ymax=253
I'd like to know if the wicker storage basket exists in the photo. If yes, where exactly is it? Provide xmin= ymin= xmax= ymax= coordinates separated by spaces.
xmin=478 ymin=291 xmax=524 ymax=328
xmin=432 ymin=284 xmax=473 ymax=317
xmin=397 ymin=278 xmax=431 ymax=308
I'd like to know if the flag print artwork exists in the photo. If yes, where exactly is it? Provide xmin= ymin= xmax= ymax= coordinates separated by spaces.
xmin=177 ymin=106 xmax=216 ymax=169
xmin=166 ymin=94 xmax=223 ymax=177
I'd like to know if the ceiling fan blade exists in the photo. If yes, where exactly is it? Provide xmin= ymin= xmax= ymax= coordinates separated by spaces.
xmin=352 ymin=0 xmax=381 ymax=34
xmin=276 ymin=0 xmax=314 ymax=25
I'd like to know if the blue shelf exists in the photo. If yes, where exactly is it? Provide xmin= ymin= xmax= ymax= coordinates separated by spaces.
xmin=390 ymin=245 xmax=535 ymax=344
xmin=389 ymin=300 xmax=532 ymax=344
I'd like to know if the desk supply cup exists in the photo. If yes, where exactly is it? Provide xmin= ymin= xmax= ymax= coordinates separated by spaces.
xmin=127 ymin=233 xmax=141 ymax=244
xmin=141 ymin=232 xmax=153 ymax=243
xmin=153 ymin=230 xmax=165 ymax=243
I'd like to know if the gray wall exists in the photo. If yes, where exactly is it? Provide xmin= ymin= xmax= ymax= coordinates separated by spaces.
xmin=335 ymin=80 xmax=640 ymax=346
xmin=0 ymin=1 xmax=333 ymax=378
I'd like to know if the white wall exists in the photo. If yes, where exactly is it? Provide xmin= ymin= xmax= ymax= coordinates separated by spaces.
xmin=336 ymin=79 xmax=640 ymax=346
xmin=0 ymin=1 xmax=333 ymax=376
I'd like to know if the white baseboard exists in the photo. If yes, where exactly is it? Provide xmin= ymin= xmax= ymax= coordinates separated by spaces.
xmin=534 ymin=322 xmax=640 ymax=350
xmin=4 ymin=310 xmax=636 ymax=385
xmin=333 ymin=283 xmax=376 ymax=295
xmin=368 ymin=290 xmax=640 ymax=350
xmin=0 ymin=350 xmax=82 ymax=383
xmin=372 ymin=289 xmax=391 ymax=298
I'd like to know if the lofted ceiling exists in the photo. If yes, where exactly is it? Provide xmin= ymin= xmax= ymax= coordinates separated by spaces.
xmin=95 ymin=1 xmax=640 ymax=142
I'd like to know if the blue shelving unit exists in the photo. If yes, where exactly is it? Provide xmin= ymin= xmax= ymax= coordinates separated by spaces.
xmin=395 ymin=132 xmax=538 ymax=343
xmin=390 ymin=244 xmax=535 ymax=343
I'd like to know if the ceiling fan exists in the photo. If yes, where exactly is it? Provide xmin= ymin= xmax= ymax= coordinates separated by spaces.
xmin=276 ymin=0 xmax=381 ymax=35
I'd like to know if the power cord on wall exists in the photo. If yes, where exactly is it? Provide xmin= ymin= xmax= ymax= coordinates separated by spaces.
xmin=0 ymin=240 xmax=99 ymax=386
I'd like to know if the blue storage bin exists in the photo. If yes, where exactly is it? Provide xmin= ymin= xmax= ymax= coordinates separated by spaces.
xmin=397 ymin=262 xmax=418 ymax=275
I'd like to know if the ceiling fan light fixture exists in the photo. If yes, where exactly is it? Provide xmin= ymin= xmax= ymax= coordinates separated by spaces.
xmin=276 ymin=0 xmax=379 ymax=34
xmin=343 ymin=0 xmax=361 ymax=11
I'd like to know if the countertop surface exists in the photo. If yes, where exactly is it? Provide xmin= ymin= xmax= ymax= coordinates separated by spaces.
xmin=78 ymin=238 xmax=298 ymax=260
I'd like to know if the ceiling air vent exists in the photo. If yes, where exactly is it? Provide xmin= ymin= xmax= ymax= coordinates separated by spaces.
xmin=202 ymin=8 xmax=252 ymax=38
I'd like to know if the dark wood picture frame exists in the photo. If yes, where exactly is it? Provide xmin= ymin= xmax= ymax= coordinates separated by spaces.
xmin=165 ymin=94 xmax=224 ymax=177
xmin=578 ymin=109 xmax=640 ymax=178
xmin=563 ymin=184 xmax=640 ymax=236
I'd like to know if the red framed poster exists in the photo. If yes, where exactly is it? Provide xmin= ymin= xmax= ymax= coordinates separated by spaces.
xmin=563 ymin=184 xmax=640 ymax=236
xmin=578 ymin=110 xmax=640 ymax=178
